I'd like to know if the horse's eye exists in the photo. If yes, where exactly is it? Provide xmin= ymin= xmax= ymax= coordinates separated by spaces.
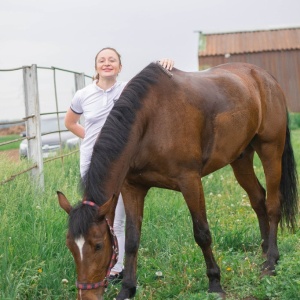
xmin=95 ymin=243 xmax=103 ymax=251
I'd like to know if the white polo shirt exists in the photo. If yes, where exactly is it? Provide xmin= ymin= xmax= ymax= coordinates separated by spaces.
xmin=70 ymin=80 xmax=127 ymax=176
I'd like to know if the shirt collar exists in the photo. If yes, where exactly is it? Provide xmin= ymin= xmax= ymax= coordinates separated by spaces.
xmin=93 ymin=80 xmax=121 ymax=92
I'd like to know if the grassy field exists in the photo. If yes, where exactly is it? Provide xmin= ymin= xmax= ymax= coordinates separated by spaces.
xmin=0 ymin=135 xmax=22 ymax=151
xmin=0 ymin=130 xmax=299 ymax=300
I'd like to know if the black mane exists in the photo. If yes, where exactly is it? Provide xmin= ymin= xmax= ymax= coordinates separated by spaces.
xmin=68 ymin=202 xmax=99 ymax=238
xmin=83 ymin=62 xmax=165 ymax=205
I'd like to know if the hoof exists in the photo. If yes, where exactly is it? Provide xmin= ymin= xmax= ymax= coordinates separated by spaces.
xmin=210 ymin=292 xmax=226 ymax=300
xmin=116 ymin=286 xmax=136 ymax=300
xmin=208 ymin=289 xmax=226 ymax=300
xmin=260 ymin=268 xmax=276 ymax=277
xmin=261 ymin=261 xmax=276 ymax=277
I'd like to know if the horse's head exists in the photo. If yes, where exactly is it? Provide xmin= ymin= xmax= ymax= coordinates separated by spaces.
xmin=57 ymin=191 xmax=119 ymax=300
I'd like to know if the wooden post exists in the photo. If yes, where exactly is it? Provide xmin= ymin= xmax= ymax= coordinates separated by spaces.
xmin=23 ymin=64 xmax=44 ymax=189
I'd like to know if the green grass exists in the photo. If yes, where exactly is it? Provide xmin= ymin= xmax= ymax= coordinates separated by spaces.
xmin=0 ymin=135 xmax=22 ymax=151
xmin=289 ymin=113 xmax=300 ymax=130
xmin=0 ymin=130 xmax=299 ymax=299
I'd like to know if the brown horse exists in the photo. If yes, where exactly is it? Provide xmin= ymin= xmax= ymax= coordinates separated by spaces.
xmin=57 ymin=62 xmax=298 ymax=300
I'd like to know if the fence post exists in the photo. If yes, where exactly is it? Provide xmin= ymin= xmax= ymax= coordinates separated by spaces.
xmin=74 ymin=73 xmax=85 ymax=91
xmin=23 ymin=64 xmax=44 ymax=190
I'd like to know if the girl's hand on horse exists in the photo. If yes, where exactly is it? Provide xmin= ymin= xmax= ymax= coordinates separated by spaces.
xmin=158 ymin=59 xmax=174 ymax=70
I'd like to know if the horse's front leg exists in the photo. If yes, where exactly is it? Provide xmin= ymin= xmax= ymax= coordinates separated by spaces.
xmin=179 ymin=174 xmax=225 ymax=298
xmin=116 ymin=182 xmax=148 ymax=300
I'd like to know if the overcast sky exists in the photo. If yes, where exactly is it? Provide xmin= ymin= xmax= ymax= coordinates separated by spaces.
xmin=1 ymin=0 xmax=300 ymax=119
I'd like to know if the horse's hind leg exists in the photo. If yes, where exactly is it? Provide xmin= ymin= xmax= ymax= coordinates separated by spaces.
xmin=179 ymin=174 xmax=225 ymax=297
xmin=252 ymin=141 xmax=283 ymax=275
xmin=230 ymin=146 xmax=269 ymax=255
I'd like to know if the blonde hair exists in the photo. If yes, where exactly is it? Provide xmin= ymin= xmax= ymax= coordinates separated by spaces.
xmin=94 ymin=47 xmax=122 ymax=80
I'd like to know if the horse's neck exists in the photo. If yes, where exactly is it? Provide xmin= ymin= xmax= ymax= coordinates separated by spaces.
xmin=103 ymin=129 xmax=140 ymax=196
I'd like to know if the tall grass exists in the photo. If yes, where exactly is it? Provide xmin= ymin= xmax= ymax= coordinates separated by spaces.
xmin=0 ymin=130 xmax=299 ymax=300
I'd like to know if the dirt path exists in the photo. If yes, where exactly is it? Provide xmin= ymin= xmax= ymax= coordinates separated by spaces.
xmin=1 ymin=149 xmax=20 ymax=163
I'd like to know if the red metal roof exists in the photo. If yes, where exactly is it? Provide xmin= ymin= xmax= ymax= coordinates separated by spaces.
xmin=199 ymin=27 xmax=300 ymax=56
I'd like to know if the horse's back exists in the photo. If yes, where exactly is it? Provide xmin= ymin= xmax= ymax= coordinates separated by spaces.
xmin=171 ymin=62 xmax=287 ymax=136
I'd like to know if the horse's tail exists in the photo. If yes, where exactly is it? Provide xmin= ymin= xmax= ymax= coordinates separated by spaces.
xmin=280 ymin=115 xmax=299 ymax=231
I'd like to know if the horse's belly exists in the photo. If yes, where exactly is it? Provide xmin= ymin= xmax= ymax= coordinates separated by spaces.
xmin=127 ymin=169 xmax=181 ymax=191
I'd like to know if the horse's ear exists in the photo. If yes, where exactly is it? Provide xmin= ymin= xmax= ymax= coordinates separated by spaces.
xmin=97 ymin=194 xmax=119 ymax=217
xmin=57 ymin=191 xmax=72 ymax=214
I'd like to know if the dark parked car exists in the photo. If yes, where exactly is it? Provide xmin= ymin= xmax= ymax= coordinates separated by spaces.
xmin=19 ymin=115 xmax=80 ymax=159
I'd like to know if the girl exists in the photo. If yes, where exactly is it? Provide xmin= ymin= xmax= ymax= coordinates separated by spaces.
xmin=65 ymin=47 xmax=174 ymax=281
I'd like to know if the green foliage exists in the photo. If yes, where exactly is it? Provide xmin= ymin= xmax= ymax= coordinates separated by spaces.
xmin=0 ymin=131 xmax=299 ymax=299
xmin=289 ymin=113 xmax=300 ymax=130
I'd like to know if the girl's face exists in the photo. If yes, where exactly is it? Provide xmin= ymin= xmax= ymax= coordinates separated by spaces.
xmin=95 ymin=49 xmax=122 ymax=80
